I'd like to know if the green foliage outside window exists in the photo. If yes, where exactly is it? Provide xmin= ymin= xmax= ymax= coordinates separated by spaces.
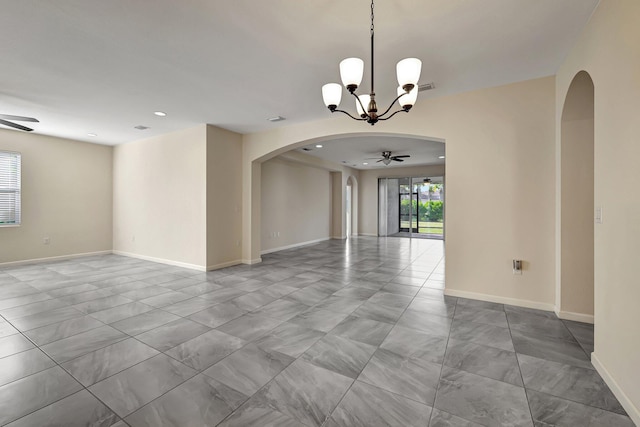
xmin=400 ymin=199 xmax=444 ymax=222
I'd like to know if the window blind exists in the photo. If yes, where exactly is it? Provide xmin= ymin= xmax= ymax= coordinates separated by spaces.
xmin=0 ymin=151 xmax=21 ymax=226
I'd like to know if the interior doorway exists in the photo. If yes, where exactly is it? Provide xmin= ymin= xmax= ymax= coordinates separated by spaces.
xmin=378 ymin=176 xmax=444 ymax=240
xmin=558 ymin=71 xmax=595 ymax=322
xmin=346 ymin=184 xmax=352 ymax=237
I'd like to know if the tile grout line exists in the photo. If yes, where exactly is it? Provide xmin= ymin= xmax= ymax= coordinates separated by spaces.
xmin=426 ymin=290 xmax=458 ymax=426
xmin=1 ymin=238 xmax=450 ymax=427
xmin=505 ymin=304 xmax=537 ymax=426
xmin=325 ymin=243 xmax=443 ymax=425
xmin=0 ymin=315 xmax=131 ymax=426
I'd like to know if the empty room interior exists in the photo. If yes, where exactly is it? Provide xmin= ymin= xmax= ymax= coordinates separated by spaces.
xmin=0 ymin=1 xmax=639 ymax=426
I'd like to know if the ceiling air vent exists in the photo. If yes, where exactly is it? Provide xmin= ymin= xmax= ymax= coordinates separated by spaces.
xmin=302 ymin=148 xmax=312 ymax=151
xmin=418 ymin=82 xmax=435 ymax=92
xmin=134 ymin=125 xmax=150 ymax=130
xmin=267 ymin=116 xmax=286 ymax=122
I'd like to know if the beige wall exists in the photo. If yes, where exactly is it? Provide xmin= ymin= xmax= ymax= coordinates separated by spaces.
xmin=113 ymin=125 xmax=207 ymax=268
xmin=206 ymin=125 xmax=243 ymax=269
xmin=261 ymin=157 xmax=332 ymax=253
xmin=556 ymin=0 xmax=640 ymax=421
xmin=0 ymin=130 xmax=112 ymax=264
xmin=359 ymin=164 xmax=446 ymax=236
xmin=243 ymin=76 xmax=556 ymax=309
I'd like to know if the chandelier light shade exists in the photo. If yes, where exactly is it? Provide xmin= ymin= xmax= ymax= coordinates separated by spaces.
xmin=356 ymin=95 xmax=371 ymax=117
xmin=321 ymin=0 xmax=423 ymax=125
xmin=322 ymin=83 xmax=343 ymax=109
xmin=397 ymin=58 xmax=422 ymax=90
xmin=340 ymin=58 xmax=365 ymax=90
xmin=397 ymin=85 xmax=418 ymax=109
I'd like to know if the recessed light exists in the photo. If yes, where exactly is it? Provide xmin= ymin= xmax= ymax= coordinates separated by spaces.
xmin=439 ymin=155 xmax=445 ymax=159
xmin=315 ymin=144 xmax=323 ymax=148
xmin=154 ymin=111 xmax=167 ymax=117
xmin=363 ymin=162 xmax=368 ymax=165
xmin=87 ymin=133 xmax=97 ymax=137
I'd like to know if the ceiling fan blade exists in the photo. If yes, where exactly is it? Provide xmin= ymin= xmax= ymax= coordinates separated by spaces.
xmin=376 ymin=159 xmax=384 ymax=163
xmin=0 ymin=114 xmax=39 ymax=122
xmin=393 ymin=158 xmax=405 ymax=162
xmin=0 ymin=118 xmax=34 ymax=132
xmin=392 ymin=155 xmax=410 ymax=158
xmin=365 ymin=157 xmax=382 ymax=160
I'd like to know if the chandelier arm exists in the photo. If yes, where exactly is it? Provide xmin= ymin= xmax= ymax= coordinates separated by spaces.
xmin=350 ymin=91 xmax=369 ymax=118
xmin=377 ymin=109 xmax=409 ymax=121
xmin=377 ymin=92 xmax=409 ymax=118
xmin=332 ymin=109 xmax=368 ymax=121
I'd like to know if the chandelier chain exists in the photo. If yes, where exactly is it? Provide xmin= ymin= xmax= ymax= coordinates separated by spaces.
xmin=370 ymin=0 xmax=374 ymax=36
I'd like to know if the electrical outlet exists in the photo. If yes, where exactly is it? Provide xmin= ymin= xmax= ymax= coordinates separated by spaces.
xmin=513 ymin=259 xmax=522 ymax=275
xmin=43 ymin=237 xmax=50 ymax=245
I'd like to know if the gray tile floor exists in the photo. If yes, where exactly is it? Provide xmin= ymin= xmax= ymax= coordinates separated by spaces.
xmin=0 ymin=237 xmax=634 ymax=426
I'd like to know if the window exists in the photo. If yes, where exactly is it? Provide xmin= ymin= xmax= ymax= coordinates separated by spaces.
xmin=0 ymin=151 xmax=21 ymax=226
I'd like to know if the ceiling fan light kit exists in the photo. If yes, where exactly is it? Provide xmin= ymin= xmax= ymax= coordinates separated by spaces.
xmin=322 ymin=0 xmax=422 ymax=125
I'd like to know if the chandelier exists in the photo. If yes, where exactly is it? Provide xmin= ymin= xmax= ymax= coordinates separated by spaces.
xmin=322 ymin=0 xmax=422 ymax=125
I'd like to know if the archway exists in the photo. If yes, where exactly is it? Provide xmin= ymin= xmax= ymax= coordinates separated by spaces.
xmin=242 ymin=130 xmax=442 ymax=263
xmin=558 ymin=70 xmax=595 ymax=323
xmin=346 ymin=175 xmax=358 ymax=237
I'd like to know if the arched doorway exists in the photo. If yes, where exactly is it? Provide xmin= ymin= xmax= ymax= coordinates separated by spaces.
xmin=346 ymin=176 xmax=358 ymax=237
xmin=242 ymin=132 xmax=442 ymax=263
xmin=558 ymin=71 xmax=595 ymax=323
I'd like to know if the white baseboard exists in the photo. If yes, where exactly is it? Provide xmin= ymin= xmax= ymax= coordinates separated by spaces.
xmin=443 ymin=289 xmax=556 ymax=312
xmin=0 ymin=250 xmax=112 ymax=268
xmin=261 ymin=237 xmax=331 ymax=255
xmin=358 ymin=233 xmax=378 ymax=237
xmin=112 ymin=250 xmax=206 ymax=271
xmin=206 ymin=259 xmax=243 ymax=271
xmin=241 ymin=258 xmax=262 ymax=265
xmin=555 ymin=309 xmax=594 ymax=324
xmin=592 ymin=353 xmax=640 ymax=426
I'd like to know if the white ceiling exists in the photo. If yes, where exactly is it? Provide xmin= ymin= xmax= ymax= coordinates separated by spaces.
xmin=0 ymin=0 xmax=598 ymax=146
xmin=297 ymin=136 xmax=445 ymax=170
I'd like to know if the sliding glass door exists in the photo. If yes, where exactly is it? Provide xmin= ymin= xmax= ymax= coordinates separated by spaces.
xmin=379 ymin=176 xmax=444 ymax=239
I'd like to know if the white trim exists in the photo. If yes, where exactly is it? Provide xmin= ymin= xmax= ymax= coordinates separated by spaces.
xmin=260 ymin=237 xmax=331 ymax=255
xmin=555 ymin=309 xmax=594 ymax=324
xmin=592 ymin=353 xmax=640 ymax=426
xmin=241 ymin=258 xmax=262 ymax=265
xmin=112 ymin=250 xmax=206 ymax=271
xmin=0 ymin=250 xmax=112 ymax=267
xmin=444 ymin=289 xmax=556 ymax=311
xmin=206 ymin=259 xmax=243 ymax=271
xmin=358 ymin=233 xmax=378 ymax=237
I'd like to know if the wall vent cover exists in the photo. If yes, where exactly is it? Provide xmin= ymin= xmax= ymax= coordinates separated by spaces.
xmin=134 ymin=125 xmax=150 ymax=130
xmin=418 ymin=82 xmax=435 ymax=92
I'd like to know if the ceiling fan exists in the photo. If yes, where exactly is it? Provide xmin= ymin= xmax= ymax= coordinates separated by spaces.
xmin=367 ymin=151 xmax=410 ymax=165
xmin=0 ymin=114 xmax=39 ymax=132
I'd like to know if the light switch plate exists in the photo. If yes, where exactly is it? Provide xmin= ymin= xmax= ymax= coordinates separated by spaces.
xmin=595 ymin=206 xmax=603 ymax=224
